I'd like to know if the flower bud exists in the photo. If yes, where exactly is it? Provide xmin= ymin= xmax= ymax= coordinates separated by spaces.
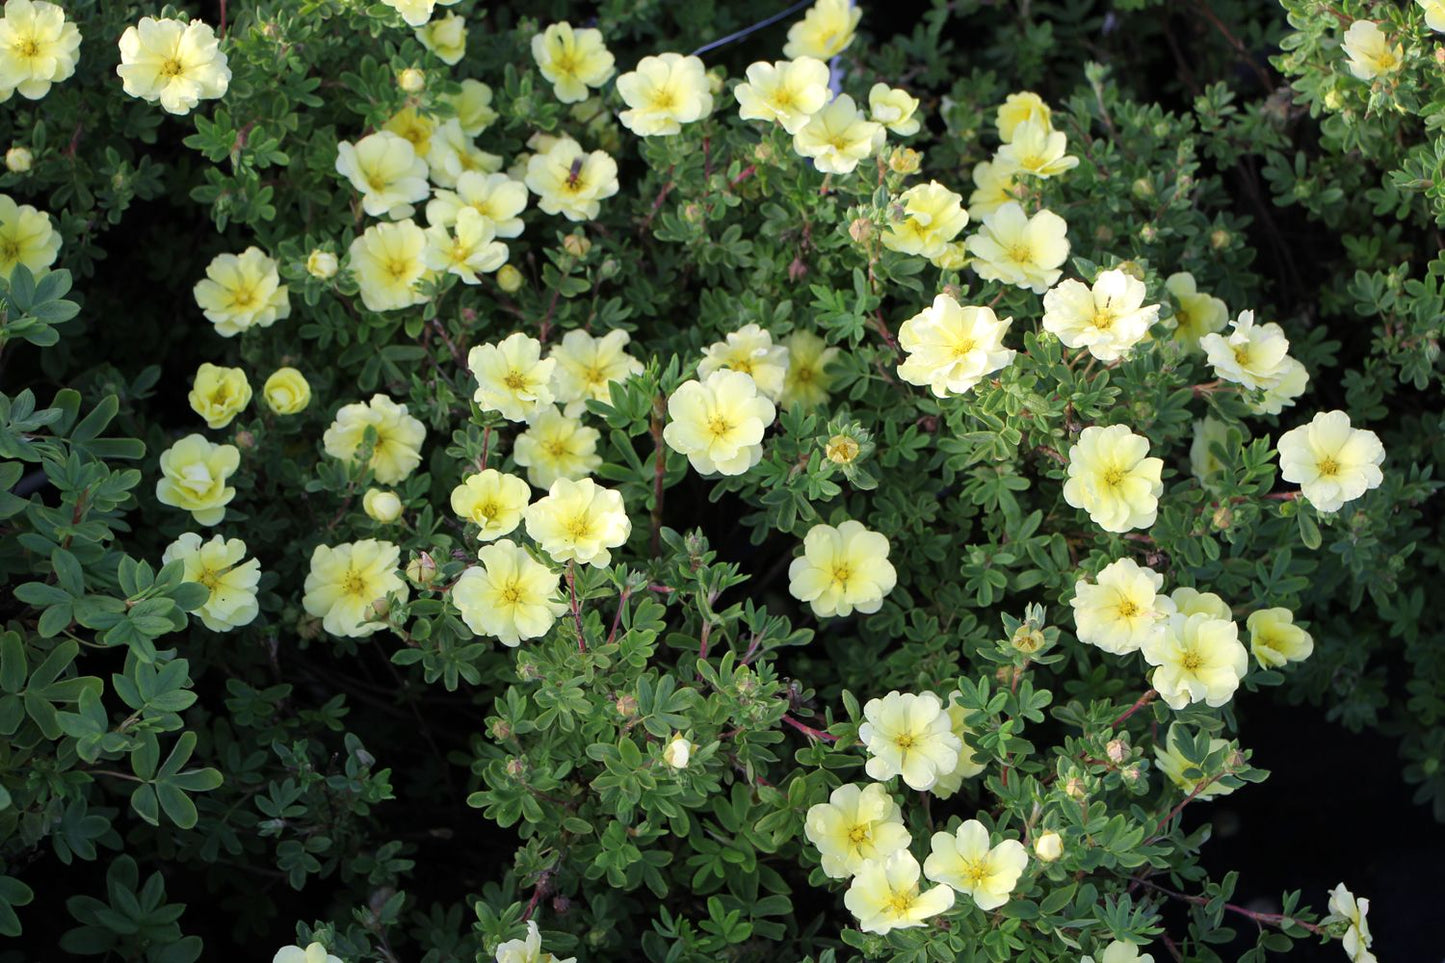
xmin=1011 ymin=624 xmax=1047 ymax=654
xmin=1212 ymin=503 xmax=1234 ymax=531
xmin=825 ymin=434 xmax=861 ymax=465
xmin=5 ymin=146 xmax=32 ymax=173
xmin=262 ymin=366 xmax=311 ymax=415
xmin=496 ymin=264 xmax=524 ymax=292
xmin=848 ymin=217 xmax=875 ymax=244
xmin=1131 ymin=177 xmax=1154 ymax=199
xmin=1094 ymin=224 xmax=1115 ymax=244
xmin=368 ymin=596 xmax=391 ymax=620
xmin=615 ymin=693 xmax=638 ymax=718
xmin=1064 ymin=776 xmax=1086 ymax=800
xmin=1210 ymin=228 xmax=1232 ymax=250
xmin=306 ymin=249 xmax=339 ymax=280
xmin=562 ymin=232 xmax=592 ymax=257
xmin=516 ymin=658 xmax=540 ymax=681
xmin=405 ymin=551 xmax=438 ymax=585
xmin=1106 ymin=738 xmax=1128 ymax=764
xmin=1138 ymin=223 xmax=1158 ymax=244
xmin=1323 ymin=88 xmax=1343 ymax=110
xmin=398 ymin=68 xmax=426 ymax=93
xmin=1121 ymin=763 xmax=1143 ymax=785
xmin=363 ymin=488 xmax=403 ymax=523
xmin=1033 ymin=830 xmax=1063 ymax=862
xmin=598 ymin=257 xmax=621 ymax=280
xmin=662 ymin=733 xmax=694 ymax=769
xmin=489 ymin=719 xmax=511 ymax=741
xmin=505 ymin=757 xmax=527 ymax=778
xmin=682 ymin=203 xmax=704 ymax=224
xmin=753 ymin=141 xmax=777 ymax=165
xmin=233 ymin=430 xmax=257 ymax=450
xmin=888 ymin=147 xmax=922 ymax=174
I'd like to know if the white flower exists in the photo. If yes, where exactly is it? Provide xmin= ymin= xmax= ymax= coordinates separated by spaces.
xmin=1327 ymin=884 xmax=1376 ymax=963
xmin=1142 ymin=612 xmax=1248 ymax=711
xmin=1276 ymin=410 xmax=1385 ymax=513
xmin=787 ymin=521 xmax=897 ymax=618
xmin=663 ymin=370 xmax=776 ymax=477
xmin=662 ymin=733 xmax=695 ymax=769
xmin=964 ymin=202 xmax=1070 ymax=294
xmin=896 ymin=294 xmax=1014 ymax=397
xmin=923 ymin=819 xmax=1028 ymax=910
xmin=1042 ymin=269 xmax=1159 ymax=362
xmin=1071 ymin=558 xmax=1168 ymax=655
xmin=697 ymin=323 xmax=789 ymax=402
xmin=335 ymin=131 xmax=430 ymax=220
xmin=1200 ymin=311 xmax=1293 ymax=391
xmin=857 ymin=690 xmax=961 ymax=791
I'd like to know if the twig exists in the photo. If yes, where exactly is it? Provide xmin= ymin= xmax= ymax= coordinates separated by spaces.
xmin=1133 ymin=877 xmax=1326 ymax=935
xmin=1109 ymin=689 xmax=1157 ymax=729
xmin=781 ymin=714 xmax=836 ymax=742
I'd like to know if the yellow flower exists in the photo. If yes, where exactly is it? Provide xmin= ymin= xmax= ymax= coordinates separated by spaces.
xmin=844 ymin=851 xmax=955 ymax=935
xmin=1033 ymin=831 xmax=1063 ymax=862
xmin=1342 ymin=21 xmax=1402 ymax=81
xmin=1167 ymin=586 xmax=1230 ymax=620
xmin=1277 ymin=410 xmax=1385 ymax=513
xmin=1153 ymin=724 xmax=1237 ymax=802
xmin=494 ymin=920 xmax=577 ymax=963
xmin=322 ymin=394 xmax=427 ymax=485
xmin=784 ymin=0 xmax=861 ymax=60
xmin=467 ymin=331 xmax=556 ymax=422
xmin=881 ymin=181 xmax=970 ymax=260
xmin=531 ymin=21 xmax=614 ymax=104
xmin=382 ymin=106 xmax=434 ymax=160
xmin=996 ymin=91 xmax=1052 ymax=143
xmin=193 ymin=247 xmax=290 ymax=337
xmin=302 ymin=539 xmax=408 ymax=638
xmin=1200 ymin=310 xmax=1294 ymax=391
xmin=427 ymin=171 xmax=528 ymax=238
xmin=617 ymin=53 xmax=713 ymax=137
xmin=1164 ymin=272 xmax=1228 ymax=353
xmin=1042 ymin=268 xmax=1159 ymax=362
xmin=967 ymin=158 xmax=1019 ymax=218
xmin=425 ymin=119 xmax=502 ymax=190
xmin=931 ymin=691 xmax=988 ymax=799
xmin=335 ymin=131 xmax=430 ymax=220
xmin=923 ymin=819 xmax=1028 ymax=911
xmin=663 ymin=369 xmax=776 ymax=476
xmin=964 ymin=201 xmax=1070 ymax=294
xmin=780 ymin=330 xmax=839 ymax=409
xmin=155 ymin=434 xmax=239 ymax=526
xmin=1083 ymin=941 xmax=1156 ymax=963
xmin=272 ymin=941 xmax=345 ymax=963
xmin=187 ymin=363 xmax=251 ymax=430
xmin=524 ymin=137 xmax=619 ymax=222
xmin=381 ymin=0 xmax=438 ymax=28
xmin=444 ymin=79 xmax=497 ymax=137
xmin=0 ymin=193 xmax=60 ymax=280
xmin=897 ymin=293 xmax=1014 ymax=398
xmin=524 ymin=477 xmax=631 ymax=567
xmin=662 ymin=733 xmax=696 ymax=768
xmin=450 ymin=468 xmax=530 ymax=541
xmin=116 ymin=16 xmax=230 ymax=115
xmin=0 ymin=0 xmax=81 ymax=102
xmin=451 ymin=539 xmax=567 ymax=647
xmin=423 ymin=208 xmax=508 ymax=284
xmin=1070 ymin=558 xmax=1168 ymax=655
xmin=1062 ymin=425 xmax=1164 ymax=534
xmin=548 ymin=329 xmax=644 ymax=415
xmin=788 ymin=520 xmax=897 ymax=619
xmin=1420 ymin=0 xmax=1445 ymax=33
xmin=868 ymin=83 xmax=920 ymax=136
xmin=734 ymin=57 xmax=830 ymax=134
xmin=262 ymin=367 xmax=310 ymax=415
xmin=161 ymin=532 xmax=260 ymax=632
xmin=857 ymin=690 xmax=959 ymax=790
xmin=1247 ymin=607 xmax=1314 ymax=668
xmin=804 ymin=783 xmax=911 ymax=879
xmin=348 ymin=219 xmax=430 ymax=312
xmin=1189 ymin=416 xmax=1228 ymax=487
xmin=362 ymin=488 xmax=403 ymax=524
xmin=513 ymin=406 xmax=602 ymax=489
xmin=995 ymin=118 xmax=1078 ymax=178
xmin=1142 ymin=612 xmax=1248 ymax=711
xmin=697 ymin=322 xmax=790 ymax=402
xmin=1246 ymin=356 xmax=1309 ymax=417
xmin=793 ymin=94 xmax=881 ymax=175
xmin=416 ymin=11 xmax=465 ymax=65
xmin=306 ymin=249 xmax=339 ymax=279
xmin=1327 ymin=884 xmax=1376 ymax=963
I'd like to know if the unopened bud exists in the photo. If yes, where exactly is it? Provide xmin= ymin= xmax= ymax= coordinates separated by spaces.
xmin=1033 ymin=830 xmax=1063 ymax=862
xmin=1210 ymin=229 xmax=1232 ymax=250
xmin=1106 ymin=738 xmax=1128 ymax=764
xmin=662 ymin=733 xmax=694 ymax=769
xmin=516 ymin=658 xmax=540 ymax=681
xmin=1131 ymin=177 xmax=1154 ymax=199
xmin=1121 ymin=763 xmax=1143 ymax=785
xmin=364 ymin=488 xmax=403 ymax=524
xmin=1138 ymin=223 xmax=1158 ymax=244
xmin=562 ymin=232 xmax=591 ymax=257
xmin=233 ymin=430 xmax=257 ymax=450
xmin=1212 ymin=503 xmax=1234 ymax=531
xmin=615 ymin=694 xmax=638 ymax=718
xmin=306 ymin=249 xmax=338 ymax=280
xmin=598 ymin=258 xmax=620 ymax=280
xmin=405 ymin=552 xmax=438 ymax=585
xmin=1064 ymin=777 xmax=1086 ymax=800
xmin=496 ymin=264 xmax=524 ymax=292
xmin=398 ymin=68 xmax=425 ymax=93
xmin=368 ymin=596 xmax=390 ymax=620
xmin=489 ymin=719 xmax=512 ymax=741
xmin=5 ymin=146 xmax=32 ymax=173
xmin=752 ymin=141 xmax=777 ymax=165
xmin=505 ymin=757 xmax=527 ymax=778
xmin=888 ymin=147 xmax=921 ymax=174
xmin=682 ymin=203 xmax=704 ymax=224
xmin=849 ymin=217 xmax=875 ymax=244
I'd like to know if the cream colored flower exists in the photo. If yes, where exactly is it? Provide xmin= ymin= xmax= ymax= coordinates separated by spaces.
xmin=897 ymin=294 xmax=1014 ymax=398
xmin=322 ymin=394 xmax=427 ymax=485
xmin=1062 ymin=425 xmax=1164 ymax=533
xmin=514 ymin=406 xmax=602 ymax=489
xmin=335 ymin=131 xmax=430 ymax=220
xmin=1154 ymin=724 xmax=1237 ymax=802
xmin=162 ymin=532 xmax=260 ymax=632
xmin=780 ymin=330 xmax=839 ymax=409
xmin=857 ymin=690 xmax=960 ymax=791
xmin=193 ymin=247 xmax=290 ymax=336
xmin=1327 ymin=884 xmax=1376 ymax=963
xmin=1277 ymin=410 xmax=1385 ymax=512
xmin=968 ymin=159 xmax=1019 ymax=219
xmin=494 ymin=919 xmax=577 ymax=963
xmin=0 ymin=193 xmax=59 ymax=280
xmin=382 ymin=105 xmax=434 ymax=159
xmin=1200 ymin=310 xmax=1293 ymax=391
xmin=525 ymin=138 xmax=619 ymax=222
xmin=923 ymin=819 xmax=1028 ymax=911
xmin=996 ymin=91 xmax=1052 ymax=143
xmin=348 ymin=219 xmax=430 ymax=312
xmin=881 ymin=181 xmax=970 ymax=261
xmin=697 ymin=323 xmax=790 ymax=402
xmin=793 ymin=94 xmax=881 ymax=175
xmin=1082 ymin=941 xmax=1155 ymax=963
xmin=187 ymin=363 xmax=251 ymax=430
xmin=995 ymin=118 xmax=1078 ymax=178
xmin=524 ymin=477 xmax=630 ymax=567
xmin=1343 ymin=21 xmax=1402 ymax=81
xmin=734 ymin=57 xmax=830 ymax=134
xmin=617 ymin=53 xmax=713 ymax=136
xmin=805 ymin=783 xmax=910 ymax=879
xmin=1190 ymin=416 xmax=1228 ymax=487
xmin=1167 ymin=586 xmax=1230 ymax=620
xmin=0 ymin=0 xmax=80 ymax=102
xmin=549 ymin=329 xmax=643 ymax=414
xmin=468 ymin=332 xmax=556 ymax=422
xmin=1421 ymin=0 xmax=1445 ymax=33
xmin=1042 ymin=269 xmax=1159 ymax=362
xmin=302 ymin=539 xmax=408 ymax=638
xmin=417 ymin=11 xmax=465 ymax=64
xmin=784 ymin=0 xmax=861 ymax=59
xmin=869 ymin=83 xmax=920 ymax=136
xmin=1246 ymin=356 xmax=1308 ymax=416
xmin=306 ymin=249 xmax=339 ymax=279
xmin=931 ymin=691 xmax=987 ymax=800
xmin=1033 ymin=831 xmax=1063 ymax=862
xmin=1247 ymin=607 xmax=1314 ymax=668
xmin=423 ymin=207 xmax=508 ymax=283
xmin=116 ymin=16 xmax=229 ymax=115
xmin=425 ymin=119 xmax=503 ymax=190
xmin=788 ymin=520 xmax=897 ymax=618
xmin=1164 ymin=272 xmax=1228 ymax=353
xmin=452 ymin=539 xmax=566 ymax=647
xmin=155 ymin=434 xmax=239 ymax=526
xmin=1142 ymin=612 xmax=1248 ymax=711
xmin=450 ymin=469 xmax=530 ymax=541
xmin=363 ymin=488 xmax=403 ymax=524
xmin=427 ymin=171 xmax=528 ymax=238
xmin=531 ymin=21 xmax=614 ymax=103
xmin=262 ymin=367 xmax=310 ymax=415
xmin=272 ymin=942 xmax=344 ymax=963
xmin=381 ymin=0 xmax=438 ymax=27
xmin=844 ymin=851 xmax=955 ymax=935
xmin=662 ymin=733 xmax=695 ymax=769
xmin=663 ymin=370 xmax=777 ymax=476
xmin=965 ymin=201 xmax=1070 ymax=294
xmin=1070 ymin=558 xmax=1168 ymax=655
xmin=444 ymin=79 xmax=497 ymax=137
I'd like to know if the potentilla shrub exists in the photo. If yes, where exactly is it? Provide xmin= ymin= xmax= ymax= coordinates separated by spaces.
xmin=0 ymin=0 xmax=1437 ymax=962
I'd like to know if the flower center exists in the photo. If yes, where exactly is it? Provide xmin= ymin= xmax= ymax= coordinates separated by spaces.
xmin=342 ymin=570 xmax=370 ymax=598
xmin=884 ymin=889 xmax=917 ymax=916
xmin=962 ymin=859 xmax=991 ymax=887
xmin=1116 ymin=598 xmax=1139 ymax=618
xmin=706 ymin=415 xmax=733 ymax=440
xmin=160 ymin=57 xmax=185 ymax=79
xmin=17 ymin=37 xmax=40 ymax=59
xmin=0 ymin=239 xmax=19 ymax=261
xmin=1317 ymin=456 xmax=1340 ymax=477
xmin=894 ymin=731 xmax=917 ymax=750
xmin=830 ymin=564 xmax=852 ymax=586
xmin=1005 ymin=242 xmax=1033 ymax=265
xmin=503 ymin=370 xmax=528 ymax=392
xmin=385 ymin=257 xmax=412 ymax=281
xmin=1180 ymin=649 xmax=1204 ymax=672
xmin=566 ymin=513 xmax=594 ymax=539
xmin=1102 ymin=465 xmax=1126 ymax=487
xmin=951 ymin=338 xmax=977 ymax=360
xmin=847 ymin=824 xmax=870 ymax=844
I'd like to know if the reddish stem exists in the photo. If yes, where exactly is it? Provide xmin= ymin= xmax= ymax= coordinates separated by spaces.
xmin=781 ymin=714 xmax=836 ymax=742
xmin=1109 ymin=689 xmax=1157 ymax=729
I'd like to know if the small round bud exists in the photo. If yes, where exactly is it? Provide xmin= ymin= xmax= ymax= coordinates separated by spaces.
xmin=1138 ymin=223 xmax=1158 ymax=244
xmin=752 ymin=141 xmax=777 ymax=165
xmin=363 ymin=488 xmax=403 ymax=524
xmin=1011 ymin=624 xmax=1047 ymax=654
xmin=562 ymin=233 xmax=592 ymax=257
xmin=1131 ymin=177 xmax=1154 ymax=199
xmin=516 ymin=658 xmax=540 ymax=681
xmin=306 ymin=249 xmax=339 ymax=280
xmin=5 ymin=147 xmax=32 ymax=173
xmin=682 ymin=203 xmax=704 ymax=224
xmin=1210 ymin=228 xmax=1232 ymax=250
xmin=496 ymin=264 xmax=524 ymax=292
xmin=489 ymin=719 xmax=512 ymax=741
xmin=398 ymin=68 xmax=425 ymax=93
xmin=598 ymin=257 xmax=620 ymax=280
xmin=368 ymin=596 xmax=391 ymax=620
xmin=1323 ymin=88 xmax=1343 ymax=110
xmin=1064 ymin=777 xmax=1086 ymax=800
xmin=1212 ymin=503 xmax=1234 ymax=531
xmin=825 ymin=434 xmax=861 ymax=465
xmin=1106 ymin=738 xmax=1128 ymax=765
xmin=405 ymin=552 xmax=438 ymax=585
xmin=888 ymin=147 xmax=922 ymax=174
xmin=1033 ymin=830 xmax=1063 ymax=862
xmin=1121 ymin=763 xmax=1143 ymax=785
xmin=505 ymin=757 xmax=527 ymax=778
xmin=848 ymin=217 xmax=875 ymax=244
xmin=662 ymin=733 xmax=695 ymax=769
xmin=233 ymin=430 xmax=257 ymax=450
xmin=615 ymin=694 xmax=638 ymax=718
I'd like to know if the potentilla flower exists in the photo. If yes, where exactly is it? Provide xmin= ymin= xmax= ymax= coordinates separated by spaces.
xmin=1247 ymin=607 xmax=1314 ymax=668
xmin=869 ymin=83 xmax=920 ymax=136
xmin=857 ymin=690 xmax=960 ymax=790
xmin=844 ymin=851 xmax=955 ymax=935
xmin=964 ymin=201 xmax=1070 ymax=294
xmin=193 ymin=247 xmax=290 ymax=336
xmin=1082 ymin=940 xmax=1155 ymax=963
xmin=494 ymin=920 xmax=577 ymax=963
xmin=1062 ymin=425 xmax=1165 ymax=533
xmin=663 ymin=369 xmax=777 ymax=476
xmin=451 ymin=539 xmax=567 ymax=647
xmin=262 ymin=367 xmax=310 ymax=415
xmin=1190 ymin=416 xmax=1228 ymax=487
xmin=0 ymin=0 xmax=81 ymax=102
xmin=416 ymin=11 xmax=465 ymax=64
xmin=381 ymin=0 xmax=438 ymax=27
xmin=1042 ymin=269 xmax=1159 ymax=362
xmin=617 ymin=53 xmax=713 ymax=136
xmin=996 ymin=91 xmax=1052 ymax=142
xmin=931 ymin=691 xmax=988 ymax=800
xmin=363 ymin=488 xmax=403 ymax=524
xmin=1154 ymin=724 xmax=1237 ymax=802
xmin=1200 ymin=311 xmax=1294 ymax=391
xmin=1034 ymin=831 xmax=1063 ymax=862
xmin=302 ymin=539 xmax=408 ymax=638
xmin=734 ymin=57 xmax=830 ymax=134
xmin=881 ymin=181 xmax=970 ymax=260
xmin=784 ymin=0 xmax=861 ymax=59
xmin=793 ymin=94 xmax=881 ymax=175
xmin=780 ymin=330 xmax=839 ymax=408
xmin=306 ymin=249 xmax=338 ymax=279
xmin=1070 ymin=557 xmax=1168 ymax=655
xmin=1142 ymin=611 xmax=1248 ymax=710
xmin=382 ymin=105 xmax=435 ymax=159
xmin=4 ymin=146 xmax=30 ymax=172
xmin=445 ymin=79 xmax=498 ymax=137
xmin=0 ymin=193 xmax=60 ymax=280
xmin=187 ymin=363 xmax=252 ymax=430
xmin=525 ymin=138 xmax=619 ymax=222
xmin=1166 ymin=586 xmax=1228 ymax=620
xmin=995 ymin=118 xmax=1078 ymax=178
xmin=322 ymin=394 xmax=427 ymax=485
xmin=513 ymin=405 xmax=602 ymax=489
xmin=662 ymin=733 xmax=695 ymax=769
xmin=427 ymin=171 xmax=528 ymax=238
xmin=155 ymin=434 xmax=239 ymax=526
xmin=1276 ymin=410 xmax=1385 ymax=512
xmin=1421 ymin=0 xmax=1445 ymax=33
xmin=697 ymin=323 xmax=790 ymax=402
xmin=335 ymin=131 xmax=430 ymax=220
xmin=450 ymin=469 xmax=530 ymax=541
xmin=549 ymin=329 xmax=644 ymax=415
xmin=1327 ymin=884 xmax=1376 ymax=963
xmin=805 ymin=783 xmax=911 ymax=879
xmin=423 ymin=208 xmax=507 ymax=283
xmin=272 ymin=942 xmax=344 ymax=963
xmin=1342 ymin=21 xmax=1402 ymax=81
xmin=468 ymin=331 xmax=556 ymax=422
xmin=897 ymin=294 xmax=1014 ymax=397
xmin=923 ymin=819 xmax=1028 ymax=911
xmin=425 ymin=119 xmax=503 ymax=190
xmin=531 ymin=21 xmax=614 ymax=104
xmin=116 ymin=16 xmax=230 ymax=115
xmin=348 ymin=219 xmax=430 ymax=312
xmin=162 ymin=532 xmax=261 ymax=632
xmin=1246 ymin=356 xmax=1309 ymax=416
xmin=788 ymin=520 xmax=897 ymax=618
xmin=524 ymin=477 xmax=631 ymax=567
xmin=1164 ymin=272 xmax=1228 ymax=352
xmin=968 ymin=159 xmax=1020 ymax=219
